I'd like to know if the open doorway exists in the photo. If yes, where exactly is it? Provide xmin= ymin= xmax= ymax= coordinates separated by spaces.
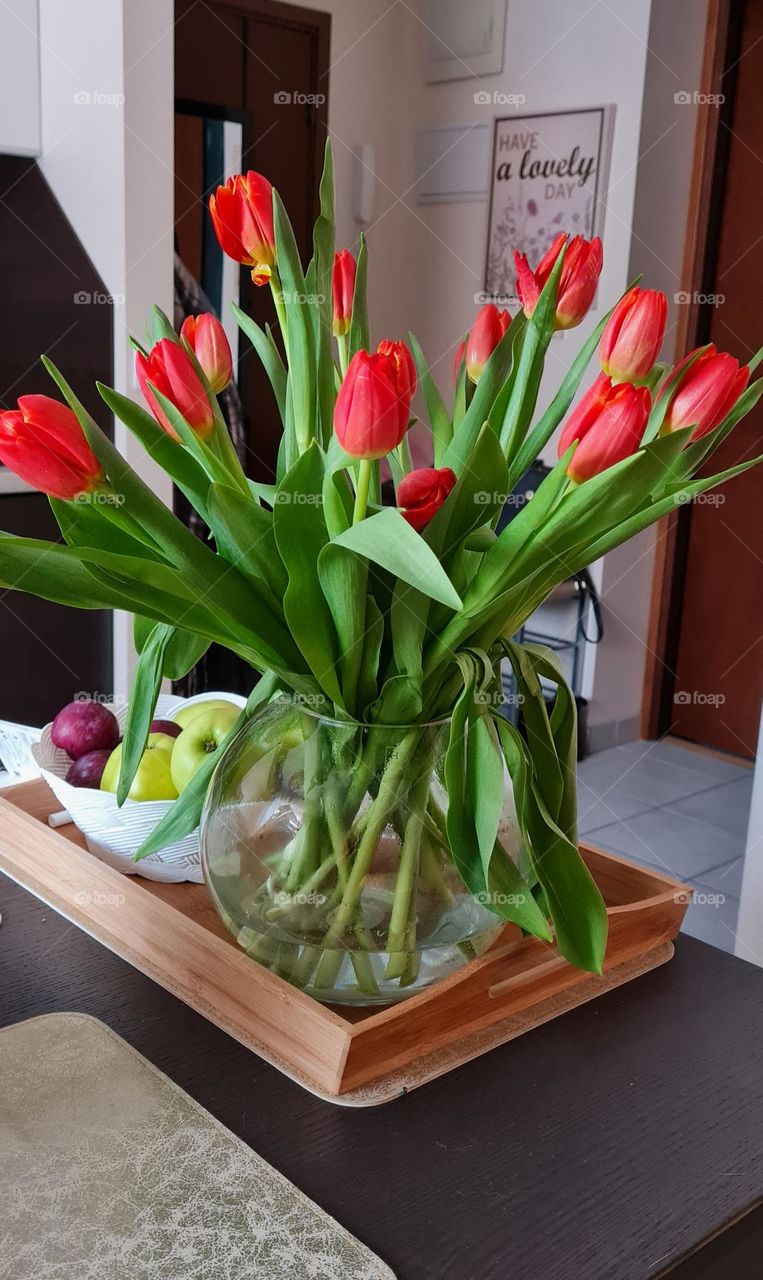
xmin=172 ymin=0 xmax=330 ymax=693
xmin=643 ymin=0 xmax=763 ymax=761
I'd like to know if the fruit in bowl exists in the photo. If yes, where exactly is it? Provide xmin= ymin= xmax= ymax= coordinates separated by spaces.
xmin=51 ymin=700 xmax=120 ymax=759
xmin=65 ymin=748 xmax=113 ymax=789
xmin=171 ymin=704 xmax=240 ymax=793
xmin=150 ymin=719 xmax=182 ymax=738
xmin=172 ymin=699 xmax=240 ymax=730
xmin=100 ymin=732 xmax=178 ymax=802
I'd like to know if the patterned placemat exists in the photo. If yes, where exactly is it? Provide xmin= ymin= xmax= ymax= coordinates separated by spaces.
xmin=0 ymin=1013 xmax=396 ymax=1280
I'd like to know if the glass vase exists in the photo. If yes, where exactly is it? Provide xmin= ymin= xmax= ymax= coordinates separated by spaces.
xmin=200 ymin=698 xmax=515 ymax=1005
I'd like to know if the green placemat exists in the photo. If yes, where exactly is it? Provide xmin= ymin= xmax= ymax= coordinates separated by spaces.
xmin=0 ymin=1013 xmax=395 ymax=1280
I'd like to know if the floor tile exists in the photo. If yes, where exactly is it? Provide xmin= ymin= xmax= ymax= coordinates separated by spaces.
xmin=617 ymin=738 xmax=751 ymax=786
xmin=576 ymin=792 xmax=653 ymax=836
xmin=680 ymin=891 xmax=740 ymax=952
xmin=666 ymin=776 xmax=754 ymax=842
xmin=586 ymin=806 xmax=745 ymax=880
xmin=577 ymin=747 xmax=709 ymax=808
xmin=692 ymin=856 xmax=746 ymax=898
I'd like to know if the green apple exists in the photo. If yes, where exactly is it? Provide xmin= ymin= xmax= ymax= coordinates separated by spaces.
xmin=100 ymin=732 xmax=178 ymax=801
xmin=173 ymin=698 xmax=240 ymax=730
xmin=170 ymin=705 xmax=239 ymax=793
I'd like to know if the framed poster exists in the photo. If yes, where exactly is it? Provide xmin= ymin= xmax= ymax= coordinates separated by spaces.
xmin=483 ymin=106 xmax=615 ymax=302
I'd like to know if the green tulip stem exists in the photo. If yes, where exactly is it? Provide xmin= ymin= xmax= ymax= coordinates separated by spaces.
xmin=384 ymin=761 xmax=430 ymax=979
xmin=352 ymin=457 xmax=372 ymax=524
xmin=336 ymin=333 xmax=349 ymax=378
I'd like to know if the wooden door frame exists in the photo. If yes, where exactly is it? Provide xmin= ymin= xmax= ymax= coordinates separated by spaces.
xmin=209 ymin=0 xmax=331 ymax=223
xmin=640 ymin=0 xmax=743 ymax=738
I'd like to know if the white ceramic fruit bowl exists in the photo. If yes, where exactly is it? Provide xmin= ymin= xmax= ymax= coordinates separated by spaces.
xmin=31 ymin=691 xmax=246 ymax=884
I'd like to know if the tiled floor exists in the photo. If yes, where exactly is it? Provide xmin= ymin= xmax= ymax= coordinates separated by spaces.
xmin=578 ymin=737 xmax=754 ymax=955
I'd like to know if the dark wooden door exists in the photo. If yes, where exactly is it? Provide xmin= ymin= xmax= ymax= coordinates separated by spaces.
xmin=671 ymin=0 xmax=763 ymax=758
xmin=174 ymin=0 xmax=330 ymax=481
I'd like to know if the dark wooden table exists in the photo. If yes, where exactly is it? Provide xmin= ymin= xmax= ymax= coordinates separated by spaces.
xmin=1 ymin=871 xmax=761 ymax=1279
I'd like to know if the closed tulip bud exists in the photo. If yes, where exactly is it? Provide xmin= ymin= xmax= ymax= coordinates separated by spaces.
xmin=136 ymin=338 xmax=215 ymax=441
xmin=600 ymin=287 xmax=667 ymax=382
xmin=515 ymin=232 xmax=603 ymax=330
xmin=0 ymin=395 xmax=103 ymax=501
xmin=558 ymin=373 xmax=650 ymax=483
xmin=332 ymin=249 xmax=356 ymax=337
xmin=397 ymin=466 xmax=457 ymax=532
xmin=376 ymin=339 xmax=417 ymax=434
xmin=452 ymin=339 xmax=466 ymax=384
xmin=180 ymin=313 xmax=233 ymax=395
xmin=334 ymin=349 xmax=410 ymax=460
xmin=465 ymin=304 xmax=511 ymax=383
xmin=663 ymin=345 xmax=750 ymax=441
xmin=209 ymin=171 xmax=276 ymax=286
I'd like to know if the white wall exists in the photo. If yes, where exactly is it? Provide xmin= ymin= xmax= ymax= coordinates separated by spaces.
xmin=37 ymin=0 xmax=174 ymax=700
xmin=0 ymin=0 xmax=41 ymax=156
xmin=587 ymin=0 xmax=710 ymax=745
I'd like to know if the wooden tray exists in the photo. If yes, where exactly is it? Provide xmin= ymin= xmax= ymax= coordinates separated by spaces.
xmin=0 ymin=779 xmax=692 ymax=1105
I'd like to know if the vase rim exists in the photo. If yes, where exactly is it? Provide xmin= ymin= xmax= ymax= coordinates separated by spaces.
xmin=277 ymin=695 xmax=452 ymax=731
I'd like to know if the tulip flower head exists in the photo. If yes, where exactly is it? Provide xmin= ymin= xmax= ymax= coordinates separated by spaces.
xmin=0 ymin=395 xmax=103 ymax=501
xmin=466 ymin=304 xmax=511 ymax=383
xmin=558 ymin=373 xmax=650 ymax=483
xmin=180 ymin=313 xmax=233 ymax=395
xmin=334 ymin=348 xmax=412 ymax=460
xmin=662 ymin=345 xmax=749 ymax=441
xmin=452 ymin=339 xmax=466 ymax=385
xmin=209 ymin=171 xmax=276 ymax=286
xmin=600 ymin=287 xmax=667 ymax=383
xmin=332 ymin=249 xmax=357 ymax=337
xmin=136 ymin=338 xmax=215 ymax=441
xmin=376 ymin=339 xmax=417 ymax=434
xmin=515 ymin=232 xmax=603 ymax=330
xmin=398 ymin=466 xmax=457 ymax=532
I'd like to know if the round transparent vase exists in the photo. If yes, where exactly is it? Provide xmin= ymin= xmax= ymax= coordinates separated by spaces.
xmin=200 ymin=698 xmax=513 ymax=1005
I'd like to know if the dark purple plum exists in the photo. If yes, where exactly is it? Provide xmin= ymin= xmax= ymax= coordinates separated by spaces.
xmin=150 ymin=719 xmax=182 ymax=738
xmin=51 ymin=701 xmax=120 ymax=759
xmin=65 ymin=748 xmax=113 ymax=789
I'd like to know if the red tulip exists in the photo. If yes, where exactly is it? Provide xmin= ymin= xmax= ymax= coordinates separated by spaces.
xmin=600 ymin=287 xmax=667 ymax=382
xmin=332 ymin=249 xmax=356 ymax=337
xmin=180 ymin=313 xmax=233 ymax=395
xmin=376 ymin=339 xmax=416 ymax=433
xmin=0 ymin=395 xmax=103 ymax=501
xmin=663 ymin=345 xmax=749 ymax=441
xmin=465 ymin=304 xmax=511 ymax=383
xmin=209 ymin=171 xmax=276 ymax=286
xmin=397 ymin=466 xmax=457 ymax=531
xmin=558 ymin=373 xmax=650 ymax=482
xmin=136 ymin=338 xmax=215 ymax=441
xmin=334 ymin=349 xmax=410 ymax=460
xmin=452 ymin=339 xmax=466 ymax=384
xmin=515 ymin=232 xmax=603 ymax=330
